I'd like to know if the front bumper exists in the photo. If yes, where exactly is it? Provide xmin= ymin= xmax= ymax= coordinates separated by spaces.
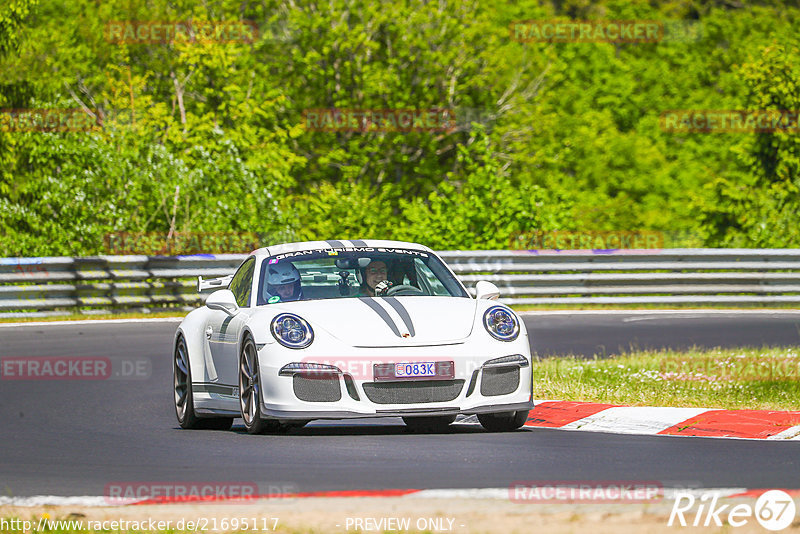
xmin=263 ymin=401 xmax=534 ymax=420
xmin=257 ymin=341 xmax=533 ymax=421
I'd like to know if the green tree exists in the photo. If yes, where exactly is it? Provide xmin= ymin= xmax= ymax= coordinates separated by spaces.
xmin=0 ymin=0 xmax=36 ymax=58
xmin=398 ymin=129 xmax=570 ymax=249
xmin=701 ymin=43 xmax=800 ymax=246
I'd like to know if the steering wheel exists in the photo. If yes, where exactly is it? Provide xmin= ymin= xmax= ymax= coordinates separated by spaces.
xmin=385 ymin=284 xmax=424 ymax=296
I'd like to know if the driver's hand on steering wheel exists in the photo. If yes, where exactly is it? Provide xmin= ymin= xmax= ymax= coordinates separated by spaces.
xmin=374 ymin=280 xmax=394 ymax=296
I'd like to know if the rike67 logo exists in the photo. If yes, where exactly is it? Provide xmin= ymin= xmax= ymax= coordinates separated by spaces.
xmin=669 ymin=490 xmax=796 ymax=531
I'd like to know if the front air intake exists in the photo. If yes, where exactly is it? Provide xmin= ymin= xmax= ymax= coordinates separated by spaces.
xmin=362 ymin=380 xmax=465 ymax=404
xmin=293 ymin=374 xmax=342 ymax=402
xmin=480 ymin=367 xmax=519 ymax=397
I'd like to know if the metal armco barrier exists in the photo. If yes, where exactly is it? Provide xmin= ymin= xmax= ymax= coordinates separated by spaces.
xmin=444 ymin=249 xmax=800 ymax=305
xmin=1 ymin=249 xmax=800 ymax=317
xmin=0 ymin=255 xmax=244 ymax=318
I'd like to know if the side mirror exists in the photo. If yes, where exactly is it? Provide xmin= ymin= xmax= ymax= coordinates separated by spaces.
xmin=206 ymin=289 xmax=239 ymax=315
xmin=475 ymin=280 xmax=500 ymax=300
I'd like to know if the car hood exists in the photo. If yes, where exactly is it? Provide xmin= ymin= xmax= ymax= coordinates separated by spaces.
xmin=270 ymin=296 xmax=477 ymax=347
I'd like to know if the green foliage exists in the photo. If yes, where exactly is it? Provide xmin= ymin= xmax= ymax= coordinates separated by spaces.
xmin=0 ymin=0 xmax=37 ymax=58
xmin=0 ymin=125 xmax=293 ymax=256
xmin=398 ymin=130 xmax=571 ymax=249
xmin=2 ymin=0 xmax=800 ymax=255
xmin=283 ymin=180 xmax=399 ymax=243
xmin=700 ymin=43 xmax=800 ymax=247
xmin=270 ymin=0 xmax=505 ymax=198
xmin=534 ymin=346 xmax=800 ymax=411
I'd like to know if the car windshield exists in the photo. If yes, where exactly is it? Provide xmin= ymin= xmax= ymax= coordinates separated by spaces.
xmin=256 ymin=247 xmax=468 ymax=305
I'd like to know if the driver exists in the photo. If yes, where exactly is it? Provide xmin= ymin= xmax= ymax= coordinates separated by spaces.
xmin=358 ymin=259 xmax=393 ymax=297
xmin=263 ymin=262 xmax=304 ymax=302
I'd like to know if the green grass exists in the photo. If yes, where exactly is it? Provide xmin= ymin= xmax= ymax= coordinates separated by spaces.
xmin=534 ymin=347 xmax=800 ymax=410
xmin=513 ymin=303 xmax=800 ymax=311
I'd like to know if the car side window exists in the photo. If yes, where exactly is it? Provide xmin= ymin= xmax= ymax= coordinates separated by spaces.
xmin=229 ymin=258 xmax=255 ymax=307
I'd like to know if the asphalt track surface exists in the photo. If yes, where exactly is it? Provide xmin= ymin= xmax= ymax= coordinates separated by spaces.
xmin=1 ymin=312 xmax=799 ymax=497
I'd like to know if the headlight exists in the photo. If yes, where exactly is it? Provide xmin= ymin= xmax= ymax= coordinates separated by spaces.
xmin=271 ymin=313 xmax=314 ymax=349
xmin=483 ymin=306 xmax=520 ymax=341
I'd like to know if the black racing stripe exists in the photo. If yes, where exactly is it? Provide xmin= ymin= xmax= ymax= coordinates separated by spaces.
xmin=359 ymin=297 xmax=402 ymax=337
xmin=350 ymin=239 xmax=367 ymax=247
xmin=326 ymin=240 xmax=345 ymax=248
xmin=220 ymin=315 xmax=233 ymax=334
xmin=383 ymin=297 xmax=416 ymax=337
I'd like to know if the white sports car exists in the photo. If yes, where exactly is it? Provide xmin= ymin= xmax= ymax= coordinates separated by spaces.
xmin=173 ymin=240 xmax=533 ymax=433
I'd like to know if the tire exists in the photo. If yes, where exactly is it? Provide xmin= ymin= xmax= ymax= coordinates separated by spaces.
xmin=402 ymin=415 xmax=457 ymax=432
xmin=239 ymin=336 xmax=279 ymax=434
xmin=174 ymin=336 xmax=202 ymax=429
xmin=477 ymin=410 xmax=529 ymax=432
xmin=174 ymin=336 xmax=234 ymax=430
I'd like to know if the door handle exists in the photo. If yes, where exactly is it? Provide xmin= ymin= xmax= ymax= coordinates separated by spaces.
xmin=205 ymin=326 xmax=213 ymax=339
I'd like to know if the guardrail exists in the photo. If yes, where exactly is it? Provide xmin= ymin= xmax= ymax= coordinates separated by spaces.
xmin=2 ymin=249 xmax=800 ymax=317
xmin=0 ymin=255 xmax=244 ymax=318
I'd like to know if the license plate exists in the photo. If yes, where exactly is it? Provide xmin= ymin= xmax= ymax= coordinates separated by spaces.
xmin=373 ymin=361 xmax=455 ymax=381
xmin=395 ymin=361 xmax=436 ymax=378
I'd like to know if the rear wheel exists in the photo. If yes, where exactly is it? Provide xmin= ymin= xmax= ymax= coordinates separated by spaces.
xmin=239 ymin=337 xmax=279 ymax=434
xmin=174 ymin=336 xmax=233 ymax=430
xmin=477 ymin=410 xmax=529 ymax=432
xmin=402 ymin=415 xmax=457 ymax=432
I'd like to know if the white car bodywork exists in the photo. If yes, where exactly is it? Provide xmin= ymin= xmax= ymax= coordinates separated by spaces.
xmin=173 ymin=240 xmax=533 ymax=432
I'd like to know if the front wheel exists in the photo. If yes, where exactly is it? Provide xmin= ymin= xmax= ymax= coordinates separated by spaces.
xmin=174 ymin=336 xmax=232 ymax=430
xmin=239 ymin=337 xmax=279 ymax=434
xmin=174 ymin=336 xmax=200 ymax=429
xmin=477 ymin=410 xmax=529 ymax=432
xmin=402 ymin=415 xmax=457 ymax=432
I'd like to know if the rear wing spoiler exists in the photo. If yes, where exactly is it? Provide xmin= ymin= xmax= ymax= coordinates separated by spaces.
xmin=197 ymin=274 xmax=234 ymax=293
